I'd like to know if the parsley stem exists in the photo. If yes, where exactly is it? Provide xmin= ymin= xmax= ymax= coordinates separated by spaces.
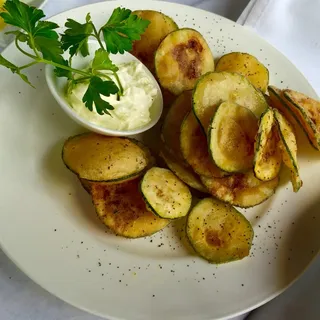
xmin=27 ymin=34 xmax=41 ymax=59
xmin=19 ymin=61 xmax=38 ymax=70
xmin=15 ymin=37 xmax=37 ymax=60
xmin=95 ymin=71 xmax=112 ymax=81
xmin=113 ymin=71 xmax=123 ymax=96
xmin=40 ymin=59 xmax=90 ymax=77
xmin=91 ymin=24 xmax=105 ymax=50
xmin=73 ymin=76 xmax=91 ymax=84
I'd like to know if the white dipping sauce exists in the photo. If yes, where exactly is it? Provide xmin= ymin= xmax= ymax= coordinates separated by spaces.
xmin=67 ymin=61 xmax=158 ymax=130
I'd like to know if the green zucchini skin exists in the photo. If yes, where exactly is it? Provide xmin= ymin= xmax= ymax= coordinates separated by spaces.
xmin=268 ymin=86 xmax=318 ymax=150
xmin=193 ymin=71 xmax=268 ymax=132
xmin=155 ymin=28 xmax=214 ymax=95
xmin=253 ymin=108 xmax=282 ymax=181
xmin=208 ymin=101 xmax=258 ymax=174
xmin=283 ymin=89 xmax=320 ymax=150
xmin=159 ymin=148 xmax=208 ymax=193
xmin=140 ymin=167 xmax=192 ymax=219
xmin=200 ymin=171 xmax=279 ymax=208
xmin=62 ymin=133 xmax=151 ymax=183
xmin=131 ymin=10 xmax=178 ymax=73
xmin=92 ymin=179 xmax=170 ymax=238
xmin=274 ymin=109 xmax=302 ymax=192
xmin=180 ymin=111 xmax=227 ymax=178
xmin=186 ymin=198 xmax=254 ymax=264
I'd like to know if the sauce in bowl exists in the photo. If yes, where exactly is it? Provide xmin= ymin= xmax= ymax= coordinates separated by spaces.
xmin=67 ymin=61 xmax=158 ymax=131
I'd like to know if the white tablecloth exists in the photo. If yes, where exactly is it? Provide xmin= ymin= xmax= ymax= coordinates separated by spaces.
xmin=0 ymin=1 xmax=318 ymax=320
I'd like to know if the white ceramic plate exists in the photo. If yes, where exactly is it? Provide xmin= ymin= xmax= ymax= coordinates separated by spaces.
xmin=0 ymin=1 xmax=319 ymax=320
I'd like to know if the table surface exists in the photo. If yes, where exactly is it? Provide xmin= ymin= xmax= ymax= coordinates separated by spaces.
xmin=0 ymin=1 xmax=319 ymax=320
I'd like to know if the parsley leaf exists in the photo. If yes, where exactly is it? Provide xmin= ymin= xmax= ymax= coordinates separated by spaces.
xmin=33 ymin=21 xmax=60 ymax=38
xmin=101 ymin=8 xmax=150 ymax=54
xmin=61 ymin=13 xmax=93 ymax=57
xmin=33 ymin=21 xmax=65 ymax=64
xmin=92 ymin=49 xmax=118 ymax=73
xmin=35 ymin=36 xmax=64 ymax=63
xmin=0 ymin=0 xmax=44 ymax=33
xmin=0 ymin=54 xmax=33 ymax=87
xmin=82 ymin=76 xmax=119 ymax=115
xmin=1 ymin=1 xmax=65 ymax=65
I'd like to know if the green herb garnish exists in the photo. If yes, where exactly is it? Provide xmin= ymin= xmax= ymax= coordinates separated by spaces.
xmin=0 ymin=0 xmax=149 ymax=115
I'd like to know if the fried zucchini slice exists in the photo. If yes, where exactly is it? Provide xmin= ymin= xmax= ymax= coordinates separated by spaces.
xmin=79 ymin=178 xmax=92 ymax=193
xmin=274 ymin=109 xmax=302 ymax=192
xmin=140 ymin=167 xmax=192 ymax=219
xmin=160 ymin=148 xmax=208 ymax=193
xmin=208 ymin=101 xmax=258 ymax=173
xmin=91 ymin=179 xmax=170 ymax=238
xmin=282 ymin=89 xmax=320 ymax=150
xmin=62 ymin=133 xmax=149 ymax=182
xmin=201 ymin=171 xmax=279 ymax=208
xmin=162 ymin=87 xmax=177 ymax=108
xmin=133 ymin=139 xmax=156 ymax=169
xmin=193 ymin=72 xmax=268 ymax=131
xmin=254 ymin=109 xmax=282 ymax=181
xmin=155 ymin=28 xmax=214 ymax=95
xmin=216 ymin=52 xmax=269 ymax=92
xmin=131 ymin=10 xmax=178 ymax=73
xmin=180 ymin=111 xmax=227 ymax=178
xmin=187 ymin=198 xmax=254 ymax=264
xmin=161 ymin=90 xmax=192 ymax=160
xmin=267 ymin=86 xmax=299 ymax=131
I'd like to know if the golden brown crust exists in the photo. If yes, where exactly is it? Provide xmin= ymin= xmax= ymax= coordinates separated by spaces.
xmin=180 ymin=112 xmax=226 ymax=178
xmin=91 ymin=179 xmax=170 ymax=238
xmin=131 ymin=10 xmax=178 ymax=73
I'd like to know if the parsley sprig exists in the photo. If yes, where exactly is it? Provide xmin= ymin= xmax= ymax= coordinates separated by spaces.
xmin=0 ymin=0 xmax=149 ymax=116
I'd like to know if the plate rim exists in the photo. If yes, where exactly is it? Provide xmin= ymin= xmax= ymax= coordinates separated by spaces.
xmin=0 ymin=1 xmax=319 ymax=319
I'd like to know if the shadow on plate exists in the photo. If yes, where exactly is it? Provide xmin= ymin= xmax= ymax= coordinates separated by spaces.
xmin=276 ymin=198 xmax=320 ymax=288
xmin=171 ymin=216 xmax=197 ymax=256
xmin=295 ymin=125 xmax=320 ymax=161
